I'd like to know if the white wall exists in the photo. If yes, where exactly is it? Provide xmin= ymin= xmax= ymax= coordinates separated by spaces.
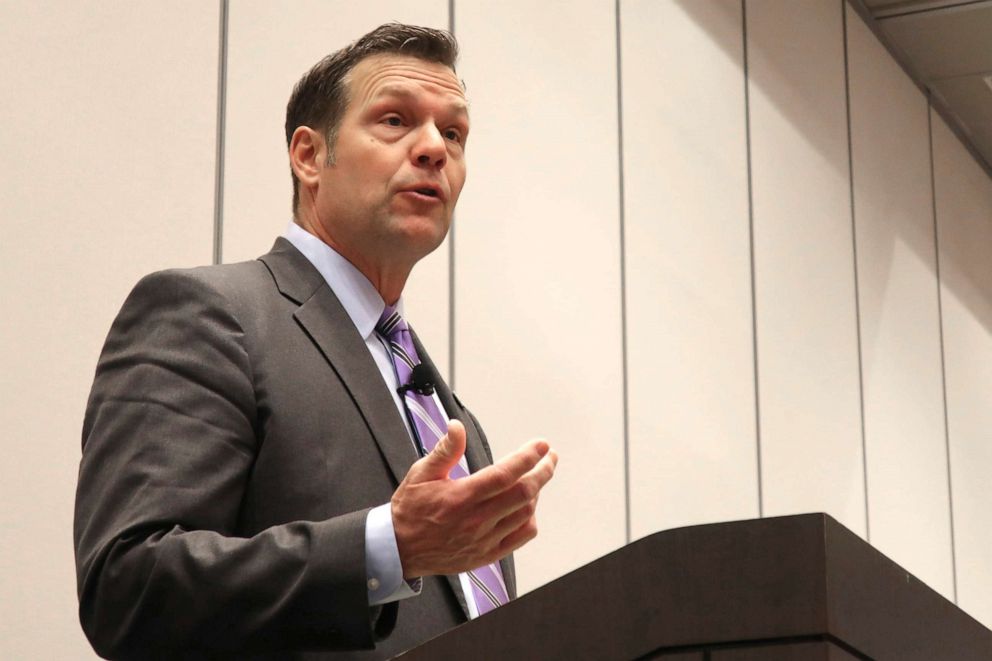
xmin=0 ymin=2 xmax=219 ymax=658
xmin=3 ymin=0 xmax=991 ymax=656
xmin=621 ymin=0 xmax=758 ymax=537
xmin=932 ymin=111 xmax=992 ymax=626
xmin=747 ymin=0 xmax=867 ymax=534
xmin=454 ymin=0 xmax=626 ymax=593
xmin=847 ymin=9 xmax=954 ymax=599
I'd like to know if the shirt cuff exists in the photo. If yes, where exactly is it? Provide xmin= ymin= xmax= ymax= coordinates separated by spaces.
xmin=366 ymin=503 xmax=423 ymax=606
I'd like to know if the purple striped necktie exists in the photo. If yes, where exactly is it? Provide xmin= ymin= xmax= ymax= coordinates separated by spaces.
xmin=376 ymin=306 xmax=509 ymax=615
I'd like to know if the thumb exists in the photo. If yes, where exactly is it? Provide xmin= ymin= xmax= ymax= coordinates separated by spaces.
xmin=416 ymin=419 xmax=466 ymax=480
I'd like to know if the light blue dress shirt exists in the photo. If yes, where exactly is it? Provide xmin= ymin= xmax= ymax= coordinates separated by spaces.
xmin=282 ymin=223 xmax=480 ymax=617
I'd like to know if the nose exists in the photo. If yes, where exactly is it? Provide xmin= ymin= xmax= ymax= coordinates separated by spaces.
xmin=412 ymin=124 xmax=446 ymax=169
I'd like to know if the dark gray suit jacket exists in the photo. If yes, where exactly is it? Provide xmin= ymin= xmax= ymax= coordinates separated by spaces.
xmin=74 ymin=238 xmax=514 ymax=659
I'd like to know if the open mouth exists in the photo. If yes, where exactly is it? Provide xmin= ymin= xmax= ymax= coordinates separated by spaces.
xmin=414 ymin=188 xmax=439 ymax=198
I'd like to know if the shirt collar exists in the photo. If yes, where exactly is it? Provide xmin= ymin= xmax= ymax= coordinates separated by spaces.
xmin=282 ymin=221 xmax=402 ymax=339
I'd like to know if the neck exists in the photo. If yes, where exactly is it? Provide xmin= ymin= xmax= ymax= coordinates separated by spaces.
xmin=293 ymin=211 xmax=411 ymax=306
xmin=359 ymin=261 xmax=409 ymax=307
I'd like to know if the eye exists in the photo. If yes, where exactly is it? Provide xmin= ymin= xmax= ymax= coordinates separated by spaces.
xmin=382 ymin=115 xmax=403 ymax=127
xmin=443 ymin=128 xmax=462 ymax=144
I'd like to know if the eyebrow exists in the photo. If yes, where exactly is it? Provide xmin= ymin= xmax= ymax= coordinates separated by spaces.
xmin=371 ymin=84 xmax=469 ymax=116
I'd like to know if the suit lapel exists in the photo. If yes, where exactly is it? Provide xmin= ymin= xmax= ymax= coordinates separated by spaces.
xmin=259 ymin=239 xmax=418 ymax=487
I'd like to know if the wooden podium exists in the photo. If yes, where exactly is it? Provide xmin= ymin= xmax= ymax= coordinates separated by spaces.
xmin=397 ymin=514 xmax=991 ymax=660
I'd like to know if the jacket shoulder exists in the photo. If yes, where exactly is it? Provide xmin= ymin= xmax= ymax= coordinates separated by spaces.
xmin=133 ymin=258 xmax=272 ymax=296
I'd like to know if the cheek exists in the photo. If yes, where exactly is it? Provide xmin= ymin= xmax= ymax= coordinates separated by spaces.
xmin=449 ymin=164 xmax=467 ymax=199
xmin=351 ymin=161 xmax=392 ymax=198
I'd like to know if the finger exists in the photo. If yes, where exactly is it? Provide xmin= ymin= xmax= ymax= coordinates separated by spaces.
xmin=495 ymin=516 xmax=539 ymax=558
xmin=487 ymin=497 xmax=537 ymax=542
xmin=410 ymin=419 xmax=466 ymax=482
xmin=472 ymin=450 xmax=558 ymax=524
xmin=464 ymin=439 xmax=550 ymax=500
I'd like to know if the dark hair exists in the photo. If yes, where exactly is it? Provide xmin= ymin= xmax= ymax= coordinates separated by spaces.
xmin=285 ymin=23 xmax=460 ymax=211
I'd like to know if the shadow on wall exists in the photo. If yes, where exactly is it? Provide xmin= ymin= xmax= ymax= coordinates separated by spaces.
xmin=671 ymin=0 xmax=992 ymax=338
xmin=933 ymin=135 xmax=992 ymax=334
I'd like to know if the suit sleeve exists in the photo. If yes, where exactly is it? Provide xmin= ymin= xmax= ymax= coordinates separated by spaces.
xmin=74 ymin=270 xmax=395 ymax=659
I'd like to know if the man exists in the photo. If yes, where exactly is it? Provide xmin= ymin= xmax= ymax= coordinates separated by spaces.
xmin=74 ymin=23 xmax=557 ymax=659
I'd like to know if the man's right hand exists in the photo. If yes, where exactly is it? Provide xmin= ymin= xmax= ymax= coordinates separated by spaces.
xmin=391 ymin=420 xmax=558 ymax=578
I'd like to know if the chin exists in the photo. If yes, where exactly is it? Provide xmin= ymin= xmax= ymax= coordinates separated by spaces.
xmin=412 ymin=232 xmax=448 ymax=258
xmin=398 ymin=216 xmax=450 ymax=250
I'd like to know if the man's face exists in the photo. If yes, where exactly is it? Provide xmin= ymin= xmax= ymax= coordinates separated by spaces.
xmin=311 ymin=53 xmax=469 ymax=273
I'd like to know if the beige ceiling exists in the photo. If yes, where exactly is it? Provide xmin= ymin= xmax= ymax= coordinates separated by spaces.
xmin=855 ymin=0 xmax=992 ymax=174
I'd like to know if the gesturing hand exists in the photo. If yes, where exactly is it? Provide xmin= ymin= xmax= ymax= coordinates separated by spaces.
xmin=391 ymin=420 xmax=558 ymax=578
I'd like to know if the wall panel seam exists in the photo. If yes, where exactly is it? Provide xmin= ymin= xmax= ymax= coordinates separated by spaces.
xmin=448 ymin=0 xmax=456 ymax=387
xmin=928 ymin=101 xmax=959 ymax=603
xmin=212 ymin=0 xmax=229 ymax=265
xmin=842 ymin=0 xmax=871 ymax=542
xmin=614 ymin=0 xmax=631 ymax=545
xmin=742 ymin=0 xmax=763 ymax=518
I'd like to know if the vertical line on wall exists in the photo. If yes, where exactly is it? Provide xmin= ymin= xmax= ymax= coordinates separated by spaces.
xmin=929 ymin=102 xmax=959 ymax=603
xmin=212 ymin=0 xmax=229 ymax=265
xmin=742 ymin=0 xmax=763 ymax=518
xmin=842 ymin=0 xmax=871 ymax=542
xmin=614 ymin=0 xmax=631 ymax=544
xmin=448 ymin=0 xmax=456 ymax=388
xmin=448 ymin=230 xmax=456 ymax=388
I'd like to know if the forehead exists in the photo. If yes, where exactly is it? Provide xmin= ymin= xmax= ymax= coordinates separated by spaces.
xmin=345 ymin=54 xmax=467 ymax=112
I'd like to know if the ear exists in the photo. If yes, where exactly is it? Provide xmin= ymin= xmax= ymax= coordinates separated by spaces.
xmin=289 ymin=126 xmax=325 ymax=192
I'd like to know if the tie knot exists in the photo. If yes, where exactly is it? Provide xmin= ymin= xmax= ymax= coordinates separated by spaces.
xmin=376 ymin=306 xmax=408 ymax=338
